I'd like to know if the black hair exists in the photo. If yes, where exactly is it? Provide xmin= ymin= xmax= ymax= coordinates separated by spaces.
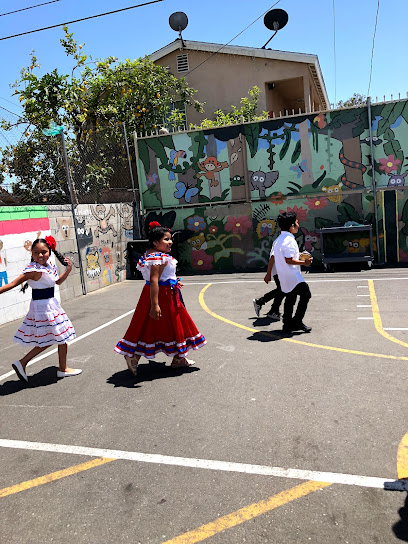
xmin=277 ymin=212 xmax=297 ymax=232
xmin=21 ymin=238 xmax=67 ymax=293
xmin=148 ymin=225 xmax=171 ymax=248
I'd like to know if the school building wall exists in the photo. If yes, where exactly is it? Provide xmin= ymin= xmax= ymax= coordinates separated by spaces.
xmin=0 ymin=203 xmax=132 ymax=326
xmin=136 ymin=99 xmax=408 ymax=273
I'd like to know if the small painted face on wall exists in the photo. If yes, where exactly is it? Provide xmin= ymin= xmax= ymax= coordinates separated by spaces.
xmin=187 ymin=232 xmax=207 ymax=250
xmin=256 ymin=220 xmax=276 ymax=239
xmin=387 ymin=172 xmax=408 ymax=187
xmin=321 ymin=182 xmax=343 ymax=203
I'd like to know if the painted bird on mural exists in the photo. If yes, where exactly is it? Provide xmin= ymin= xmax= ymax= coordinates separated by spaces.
xmin=169 ymin=150 xmax=187 ymax=181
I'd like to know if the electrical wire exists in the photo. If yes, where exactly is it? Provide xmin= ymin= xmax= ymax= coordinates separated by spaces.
xmin=332 ymin=0 xmax=337 ymax=106
xmin=367 ymin=0 xmax=380 ymax=96
xmin=0 ymin=0 xmax=164 ymax=41
xmin=0 ymin=1 xmax=62 ymax=18
xmin=186 ymin=0 xmax=282 ymax=77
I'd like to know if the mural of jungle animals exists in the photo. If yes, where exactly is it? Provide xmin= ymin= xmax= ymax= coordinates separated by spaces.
xmin=321 ymin=181 xmax=343 ymax=202
xmin=339 ymin=147 xmax=366 ymax=189
xmin=196 ymin=157 xmax=229 ymax=189
xmin=387 ymin=172 xmax=408 ymax=187
xmin=0 ymin=240 xmax=8 ymax=286
xmin=91 ymin=204 xmax=117 ymax=237
xmin=74 ymin=215 xmax=94 ymax=250
xmin=249 ymin=170 xmax=279 ymax=198
xmin=85 ymin=246 xmax=101 ymax=279
xmin=253 ymin=203 xmax=277 ymax=240
xmin=169 ymin=150 xmax=187 ymax=181
xmin=299 ymin=227 xmax=320 ymax=255
xmin=187 ymin=232 xmax=207 ymax=251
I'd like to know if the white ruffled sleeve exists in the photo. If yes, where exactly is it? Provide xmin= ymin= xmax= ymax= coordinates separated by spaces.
xmin=136 ymin=252 xmax=167 ymax=273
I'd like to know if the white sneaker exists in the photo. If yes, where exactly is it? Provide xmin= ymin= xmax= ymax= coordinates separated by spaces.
xmin=12 ymin=361 xmax=28 ymax=382
xmin=57 ymin=369 xmax=82 ymax=378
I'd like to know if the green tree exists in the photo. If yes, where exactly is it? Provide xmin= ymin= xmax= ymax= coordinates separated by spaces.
xmin=1 ymin=27 xmax=203 ymax=202
xmin=336 ymin=93 xmax=367 ymax=109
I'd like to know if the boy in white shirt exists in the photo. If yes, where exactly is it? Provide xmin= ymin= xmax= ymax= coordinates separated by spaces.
xmin=252 ymin=249 xmax=284 ymax=321
xmin=273 ymin=212 xmax=313 ymax=333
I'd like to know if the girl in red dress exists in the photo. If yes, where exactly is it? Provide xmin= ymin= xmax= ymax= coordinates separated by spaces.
xmin=114 ymin=222 xmax=206 ymax=376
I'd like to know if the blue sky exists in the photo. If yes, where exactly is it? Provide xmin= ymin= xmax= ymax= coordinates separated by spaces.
xmin=0 ymin=0 xmax=406 ymax=120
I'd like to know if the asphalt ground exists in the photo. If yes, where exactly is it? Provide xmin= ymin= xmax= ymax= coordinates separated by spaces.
xmin=0 ymin=268 xmax=407 ymax=544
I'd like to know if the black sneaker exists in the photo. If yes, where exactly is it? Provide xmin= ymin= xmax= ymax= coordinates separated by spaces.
xmin=291 ymin=322 xmax=312 ymax=333
xmin=253 ymin=299 xmax=262 ymax=317
xmin=266 ymin=311 xmax=280 ymax=321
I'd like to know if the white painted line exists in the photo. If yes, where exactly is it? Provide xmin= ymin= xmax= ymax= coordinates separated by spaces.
xmin=0 ymin=439 xmax=406 ymax=491
xmin=357 ymin=305 xmax=371 ymax=308
xmin=0 ymin=310 xmax=134 ymax=383
xmin=357 ymin=285 xmax=369 ymax=288
xmin=357 ymin=317 xmax=374 ymax=320
xmin=384 ymin=328 xmax=408 ymax=331
xmin=357 ymin=294 xmax=370 ymax=297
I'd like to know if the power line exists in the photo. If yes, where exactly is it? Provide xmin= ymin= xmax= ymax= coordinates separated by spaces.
xmin=186 ymin=0 xmax=282 ymax=77
xmin=367 ymin=0 xmax=380 ymax=96
xmin=0 ymin=1 xmax=62 ymax=18
xmin=0 ymin=0 xmax=164 ymax=41
xmin=0 ymin=105 xmax=22 ymax=118
xmin=0 ymin=96 xmax=23 ymax=109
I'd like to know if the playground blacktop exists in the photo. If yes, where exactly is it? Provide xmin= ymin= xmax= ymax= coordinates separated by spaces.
xmin=0 ymin=268 xmax=407 ymax=544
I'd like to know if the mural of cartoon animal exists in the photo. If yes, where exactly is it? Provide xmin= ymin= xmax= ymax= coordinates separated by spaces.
xmin=116 ymin=203 xmax=133 ymax=231
xmin=387 ymin=172 xmax=408 ymax=187
xmin=56 ymin=217 xmax=72 ymax=239
xmin=169 ymin=150 xmax=187 ymax=181
xmin=249 ymin=170 xmax=279 ymax=198
xmin=321 ymin=181 xmax=343 ymax=203
xmin=91 ymin=204 xmax=117 ymax=237
xmin=187 ymin=232 xmax=207 ymax=251
xmin=343 ymin=238 xmax=370 ymax=253
xmin=197 ymin=157 xmax=229 ymax=187
xmin=339 ymin=147 xmax=366 ymax=189
xmin=85 ymin=247 xmax=101 ymax=278
xmin=74 ymin=216 xmax=93 ymax=250
xmin=300 ymin=227 xmax=320 ymax=253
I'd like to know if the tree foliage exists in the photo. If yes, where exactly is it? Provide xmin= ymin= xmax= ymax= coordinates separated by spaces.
xmin=0 ymin=27 xmax=203 ymax=202
xmin=336 ymin=93 xmax=367 ymax=109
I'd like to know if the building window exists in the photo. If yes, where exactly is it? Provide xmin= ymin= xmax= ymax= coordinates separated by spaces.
xmin=177 ymin=54 xmax=189 ymax=73
xmin=163 ymin=100 xmax=187 ymax=130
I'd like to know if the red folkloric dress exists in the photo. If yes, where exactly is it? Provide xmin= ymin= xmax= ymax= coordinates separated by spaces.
xmin=114 ymin=252 xmax=206 ymax=359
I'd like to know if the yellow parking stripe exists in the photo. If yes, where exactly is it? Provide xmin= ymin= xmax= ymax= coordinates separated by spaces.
xmin=397 ymin=433 xmax=408 ymax=480
xmin=199 ymin=284 xmax=408 ymax=361
xmin=0 ymin=457 xmax=115 ymax=498
xmin=162 ymin=480 xmax=331 ymax=544
xmin=368 ymin=280 xmax=408 ymax=349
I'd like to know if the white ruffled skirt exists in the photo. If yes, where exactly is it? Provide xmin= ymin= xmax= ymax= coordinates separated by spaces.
xmin=14 ymin=297 xmax=76 ymax=347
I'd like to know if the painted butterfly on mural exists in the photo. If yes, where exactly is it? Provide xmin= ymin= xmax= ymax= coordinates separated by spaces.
xmin=174 ymin=182 xmax=199 ymax=203
xmin=290 ymin=160 xmax=310 ymax=178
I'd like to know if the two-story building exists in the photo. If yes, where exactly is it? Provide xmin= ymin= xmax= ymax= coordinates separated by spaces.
xmin=150 ymin=39 xmax=330 ymax=126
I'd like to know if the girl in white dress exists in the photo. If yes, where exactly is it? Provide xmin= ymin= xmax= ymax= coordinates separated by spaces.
xmin=0 ymin=236 xmax=81 ymax=383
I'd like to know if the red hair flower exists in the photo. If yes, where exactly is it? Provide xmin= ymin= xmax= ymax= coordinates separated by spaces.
xmin=149 ymin=221 xmax=161 ymax=230
xmin=45 ymin=235 xmax=57 ymax=250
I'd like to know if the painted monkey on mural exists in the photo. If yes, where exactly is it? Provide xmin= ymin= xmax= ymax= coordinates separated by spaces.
xmin=196 ymin=157 xmax=229 ymax=187
xmin=91 ymin=204 xmax=117 ymax=237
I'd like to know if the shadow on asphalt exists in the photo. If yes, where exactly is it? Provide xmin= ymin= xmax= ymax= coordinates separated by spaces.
xmin=392 ymin=492 xmax=408 ymax=541
xmin=0 ymin=366 xmax=58 ymax=395
xmin=107 ymin=360 xmax=199 ymax=388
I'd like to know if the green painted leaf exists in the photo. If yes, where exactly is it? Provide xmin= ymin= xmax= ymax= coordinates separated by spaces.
xmin=244 ymin=124 xmax=261 ymax=158
xmin=291 ymin=140 xmax=301 ymax=163
xmin=138 ymin=140 xmax=150 ymax=174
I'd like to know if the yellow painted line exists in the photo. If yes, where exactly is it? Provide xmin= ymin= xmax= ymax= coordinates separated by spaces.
xmin=162 ymin=480 xmax=331 ymax=544
xmin=368 ymin=280 xmax=408 ymax=349
xmin=0 ymin=457 xmax=115 ymax=498
xmin=199 ymin=284 xmax=408 ymax=361
xmin=397 ymin=433 xmax=408 ymax=480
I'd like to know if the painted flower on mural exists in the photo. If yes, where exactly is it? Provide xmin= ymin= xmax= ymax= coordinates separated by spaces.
xmin=209 ymin=225 xmax=218 ymax=234
xmin=378 ymin=155 xmax=401 ymax=174
xmin=270 ymin=192 xmax=284 ymax=205
xmin=192 ymin=249 xmax=213 ymax=271
xmin=146 ymin=173 xmax=158 ymax=187
xmin=225 ymin=216 xmax=252 ymax=235
xmin=279 ymin=206 xmax=308 ymax=222
xmin=305 ymin=196 xmax=328 ymax=210
xmin=313 ymin=113 xmax=326 ymax=129
xmin=187 ymin=215 xmax=206 ymax=232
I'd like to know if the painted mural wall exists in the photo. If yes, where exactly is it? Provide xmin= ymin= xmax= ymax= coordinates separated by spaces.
xmin=0 ymin=203 xmax=132 ymax=326
xmin=136 ymin=100 xmax=408 ymax=271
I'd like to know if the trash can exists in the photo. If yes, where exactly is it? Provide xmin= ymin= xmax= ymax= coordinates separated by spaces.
xmin=126 ymin=240 xmax=148 ymax=279
xmin=318 ymin=225 xmax=374 ymax=272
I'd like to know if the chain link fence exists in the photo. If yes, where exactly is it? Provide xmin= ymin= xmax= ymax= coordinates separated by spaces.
xmin=0 ymin=114 xmax=137 ymax=206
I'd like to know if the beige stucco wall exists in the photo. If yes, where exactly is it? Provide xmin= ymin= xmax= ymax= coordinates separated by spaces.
xmin=155 ymin=49 xmax=320 ymax=125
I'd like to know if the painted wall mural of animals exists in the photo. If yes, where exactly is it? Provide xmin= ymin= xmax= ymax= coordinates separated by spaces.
xmin=137 ymin=99 xmax=408 ymax=268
